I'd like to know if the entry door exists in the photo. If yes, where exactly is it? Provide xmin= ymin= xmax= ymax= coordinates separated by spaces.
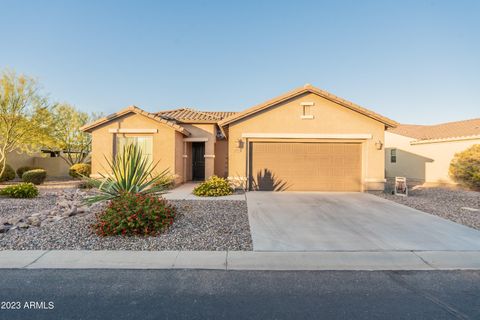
xmin=192 ymin=142 xmax=205 ymax=181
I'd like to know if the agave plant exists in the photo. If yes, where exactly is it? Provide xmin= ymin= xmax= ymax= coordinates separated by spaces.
xmin=84 ymin=144 xmax=171 ymax=204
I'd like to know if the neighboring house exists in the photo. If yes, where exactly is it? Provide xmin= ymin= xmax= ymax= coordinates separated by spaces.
xmin=81 ymin=84 xmax=397 ymax=191
xmin=385 ymin=118 xmax=480 ymax=185
xmin=6 ymin=149 xmax=70 ymax=178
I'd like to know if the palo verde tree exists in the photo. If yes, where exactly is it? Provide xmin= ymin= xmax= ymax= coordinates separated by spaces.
xmin=47 ymin=103 xmax=95 ymax=166
xmin=0 ymin=70 xmax=52 ymax=177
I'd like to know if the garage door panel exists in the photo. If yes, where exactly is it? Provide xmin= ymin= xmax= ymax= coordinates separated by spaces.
xmin=250 ymin=142 xmax=362 ymax=191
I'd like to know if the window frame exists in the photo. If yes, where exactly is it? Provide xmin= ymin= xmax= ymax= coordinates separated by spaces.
xmin=390 ymin=148 xmax=397 ymax=163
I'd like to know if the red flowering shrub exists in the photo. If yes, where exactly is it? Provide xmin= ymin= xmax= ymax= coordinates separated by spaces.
xmin=93 ymin=192 xmax=176 ymax=236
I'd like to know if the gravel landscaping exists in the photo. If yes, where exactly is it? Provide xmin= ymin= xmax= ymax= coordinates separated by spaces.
xmin=371 ymin=186 xmax=480 ymax=230
xmin=0 ymin=190 xmax=252 ymax=251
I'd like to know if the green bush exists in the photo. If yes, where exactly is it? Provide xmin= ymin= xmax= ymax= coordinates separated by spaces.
xmin=0 ymin=183 xmax=38 ymax=198
xmin=16 ymin=166 xmax=41 ymax=178
xmin=93 ymin=192 xmax=176 ymax=236
xmin=69 ymin=163 xmax=91 ymax=179
xmin=449 ymin=144 xmax=480 ymax=190
xmin=193 ymin=175 xmax=233 ymax=197
xmin=22 ymin=169 xmax=47 ymax=185
xmin=0 ymin=164 xmax=16 ymax=182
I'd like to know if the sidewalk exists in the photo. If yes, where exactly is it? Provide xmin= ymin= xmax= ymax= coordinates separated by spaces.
xmin=1 ymin=250 xmax=479 ymax=270
xmin=163 ymin=182 xmax=246 ymax=201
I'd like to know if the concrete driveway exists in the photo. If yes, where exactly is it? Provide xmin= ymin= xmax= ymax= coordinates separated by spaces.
xmin=246 ymin=192 xmax=480 ymax=251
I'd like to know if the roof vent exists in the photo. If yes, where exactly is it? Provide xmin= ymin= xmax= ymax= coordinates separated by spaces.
xmin=304 ymin=83 xmax=312 ymax=88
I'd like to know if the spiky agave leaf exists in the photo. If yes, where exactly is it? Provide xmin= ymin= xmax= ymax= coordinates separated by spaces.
xmin=82 ymin=144 xmax=172 ymax=204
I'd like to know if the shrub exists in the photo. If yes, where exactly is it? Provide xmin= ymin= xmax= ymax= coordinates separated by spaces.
xmin=0 ymin=183 xmax=38 ymax=198
xmin=449 ymin=144 xmax=480 ymax=190
xmin=84 ymin=144 xmax=171 ymax=204
xmin=93 ymin=192 xmax=176 ymax=236
xmin=22 ymin=169 xmax=47 ymax=185
xmin=193 ymin=175 xmax=233 ymax=197
xmin=16 ymin=166 xmax=41 ymax=178
xmin=0 ymin=164 xmax=16 ymax=182
xmin=69 ymin=163 xmax=91 ymax=179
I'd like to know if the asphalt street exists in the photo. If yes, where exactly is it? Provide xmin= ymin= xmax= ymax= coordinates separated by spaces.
xmin=1 ymin=269 xmax=479 ymax=320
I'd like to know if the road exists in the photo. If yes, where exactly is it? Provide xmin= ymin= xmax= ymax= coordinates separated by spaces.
xmin=1 ymin=269 xmax=479 ymax=319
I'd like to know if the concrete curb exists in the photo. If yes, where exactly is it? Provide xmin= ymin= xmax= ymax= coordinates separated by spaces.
xmin=1 ymin=250 xmax=480 ymax=270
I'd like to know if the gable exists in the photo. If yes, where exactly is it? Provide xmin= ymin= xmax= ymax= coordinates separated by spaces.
xmin=219 ymin=85 xmax=397 ymax=135
xmin=227 ymin=92 xmax=386 ymax=135
xmin=81 ymin=106 xmax=190 ymax=136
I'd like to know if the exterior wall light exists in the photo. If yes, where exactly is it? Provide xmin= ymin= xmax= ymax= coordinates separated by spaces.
xmin=375 ymin=140 xmax=383 ymax=150
xmin=236 ymin=139 xmax=244 ymax=149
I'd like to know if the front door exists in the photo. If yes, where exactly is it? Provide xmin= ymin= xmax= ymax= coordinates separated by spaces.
xmin=192 ymin=142 xmax=205 ymax=181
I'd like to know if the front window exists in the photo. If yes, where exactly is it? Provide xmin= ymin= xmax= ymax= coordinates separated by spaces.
xmin=116 ymin=136 xmax=153 ymax=164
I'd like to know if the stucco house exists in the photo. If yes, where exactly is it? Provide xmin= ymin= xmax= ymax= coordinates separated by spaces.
xmin=385 ymin=118 xmax=480 ymax=185
xmin=81 ymin=84 xmax=397 ymax=191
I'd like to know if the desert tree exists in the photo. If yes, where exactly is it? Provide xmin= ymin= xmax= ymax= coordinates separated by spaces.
xmin=0 ymin=70 xmax=52 ymax=177
xmin=46 ymin=103 xmax=96 ymax=166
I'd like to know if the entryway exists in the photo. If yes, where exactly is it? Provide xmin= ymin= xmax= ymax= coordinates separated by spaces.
xmin=192 ymin=142 xmax=205 ymax=181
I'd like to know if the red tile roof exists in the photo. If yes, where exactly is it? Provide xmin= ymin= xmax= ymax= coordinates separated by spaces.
xmin=388 ymin=118 xmax=480 ymax=141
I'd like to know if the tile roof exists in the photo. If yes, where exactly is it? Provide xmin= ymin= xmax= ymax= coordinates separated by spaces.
xmin=388 ymin=118 xmax=480 ymax=141
xmin=80 ymin=106 xmax=190 ymax=135
xmin=155 ymin=108 xmax=237 ymax=123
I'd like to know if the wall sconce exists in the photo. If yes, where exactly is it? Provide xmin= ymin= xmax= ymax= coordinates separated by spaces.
xmin=236 ymin=139 xmax=244 ymax=149
xmin=375 ymin=140 xmax=383 ymax=150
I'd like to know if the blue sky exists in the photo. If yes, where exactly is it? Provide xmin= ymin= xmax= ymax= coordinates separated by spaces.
xmin=0 ymin=0 xmax=478 ymax=124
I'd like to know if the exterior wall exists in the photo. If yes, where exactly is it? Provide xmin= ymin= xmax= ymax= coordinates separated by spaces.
xmin=6 ymin=150 xmax=34 ymax=171
xmin=174 ymin=131 xmax=185 ymax=184
xmin=385 ymin=132 xmax=480 ymax=184
xmin=6 ymin=150 xmax=70 ymax=178
xmin=214 ymin=139 xmax=228 ymax=178
xmin=182 ymin=123 xmax=217 ymax=179
xmin=227 ymin=92 xmax=386 ymax=191
xmin=90 ymin=113 xmax=178 ymax=180
xmin=33 ymin=157 xmax=70 ymax=178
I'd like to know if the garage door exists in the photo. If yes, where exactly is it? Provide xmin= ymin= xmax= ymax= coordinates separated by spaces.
xmin=249 ymin=142 xmax=362 ymax=191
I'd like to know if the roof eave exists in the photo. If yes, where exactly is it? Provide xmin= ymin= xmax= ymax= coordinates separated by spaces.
xmin=80 ymin=106 xmax=190 ymax=136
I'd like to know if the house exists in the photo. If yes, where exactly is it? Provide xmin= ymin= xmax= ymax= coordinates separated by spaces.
xmin=81 ymin=84 xmax=397 ymax=191
xmin=385 ymin=118 xmax=480 ymax=185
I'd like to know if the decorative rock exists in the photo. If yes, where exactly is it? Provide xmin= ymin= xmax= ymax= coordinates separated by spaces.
xmin=17 ymin=222 xmax=29 ymax=229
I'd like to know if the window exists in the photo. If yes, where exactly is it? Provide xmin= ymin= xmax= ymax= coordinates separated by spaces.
xmin=390 ymin=149 xmax=397 ymax=163
xmin=116 ymin=136 xmax=153 ymax=164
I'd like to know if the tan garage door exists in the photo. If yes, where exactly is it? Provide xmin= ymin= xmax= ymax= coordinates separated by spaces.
xmin=249 ymin=142 xmax=362 ymax=191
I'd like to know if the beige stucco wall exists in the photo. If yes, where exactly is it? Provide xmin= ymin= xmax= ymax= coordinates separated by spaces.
xmin=214 ymin=139 xmax=228 ymax=178
xmin=6 ymin=150 xmax=34 ymax=170
xmin=226 ymin=92 xmax=386 ymax=190
xmin=33 ymin=157 xmax=70 ymax=178
xmin=385 ymin=131 xmax=480 ymax=184
xmin=90 ymin=112 xmax=180 ymax=181
xmin=6 ymin=150 xmax=70 ymax=178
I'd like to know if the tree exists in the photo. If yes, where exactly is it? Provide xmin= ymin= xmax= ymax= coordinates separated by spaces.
xmin=449 ymin=144 xmax=480 ymax=190
xmin=0 ymin=70 xmax=52 ymax=177
xmin=47 ymin=103 xmax=95 ymax=166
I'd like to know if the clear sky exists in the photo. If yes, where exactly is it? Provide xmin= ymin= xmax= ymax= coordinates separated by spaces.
xmin=1 ymin=0 xmax=478 ymax=124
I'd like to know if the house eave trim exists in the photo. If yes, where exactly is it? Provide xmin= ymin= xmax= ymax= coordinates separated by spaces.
xmin=241 ymin=133 xmax=373 ymax=139
xmin=108 ymin=129 xmax=158 ymax=134
xmin=183 ymin=137 xmax=209 ymax=142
